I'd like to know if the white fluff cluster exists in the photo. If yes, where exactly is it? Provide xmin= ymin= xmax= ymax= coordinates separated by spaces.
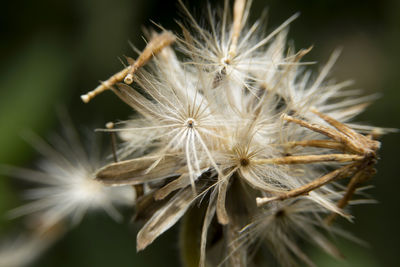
xmin=92 ymin=0 xmax=383 ymax=266
xmin=1 ymin=0 xmax=386 ymax=266
xmin=8 ymin=131 xmax=135 ymax=228
xmin=0 ymin=129 xmax=135 ymax=267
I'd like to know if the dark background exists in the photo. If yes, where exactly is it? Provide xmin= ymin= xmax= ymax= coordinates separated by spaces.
xmin=0 ymin=0 xmax=399 ymax=266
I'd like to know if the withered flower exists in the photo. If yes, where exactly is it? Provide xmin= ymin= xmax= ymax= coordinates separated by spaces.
xmin=83 ymin=0 xmax=390 ymax=266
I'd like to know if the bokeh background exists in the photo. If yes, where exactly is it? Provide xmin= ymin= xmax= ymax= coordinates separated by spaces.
xmin=0 ymin=0 xmax=399 ymax=266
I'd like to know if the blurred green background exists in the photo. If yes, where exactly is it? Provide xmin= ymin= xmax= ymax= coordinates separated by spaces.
xmin=0 ymin=0 xmax=399 ymax=266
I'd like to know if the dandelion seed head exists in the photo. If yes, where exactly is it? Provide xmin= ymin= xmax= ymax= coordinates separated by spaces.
xmin=6 ymin=130 xmax=135 ymax=230
xmin=7 ymin=0 xmax=386 ymax=266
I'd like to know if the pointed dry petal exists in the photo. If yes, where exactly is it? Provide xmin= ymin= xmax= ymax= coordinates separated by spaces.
xmin=96 ymin=155 xmax=181 ymax=186
xmin=137 ymin=187 xmax=195 ymax=251
xmin=199 ymin=192 xmax=217 ymax=267
xmin=154 ymin=174 xmax=191 ymax=200
xmin=216 ymin=176 xmax=231 ymax=225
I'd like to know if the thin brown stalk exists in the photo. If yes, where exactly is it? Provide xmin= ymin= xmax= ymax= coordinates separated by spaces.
xmin=253 ymin=154 xmax=362 ymax=165
xmin=325 ymin=167 xmax=375 ymax=224
xmin=273 ymin=110 xmax=380 ymax=222
xmin=287 ymin=140 xmax=346 ymax=152
xmin=282 ymin=114 xmax=345 ymax=144
xmin=106 ymin=122 xmax=118 ymax=163
xmin=124 ymin=31 xmax=176 ymax=84
xmin=81 ymin=31 xmax=175 ymax=103
xmin=81 ymin=68 xmax=129 ymax=103
xmin=228 ymin=0 xmax=246 ymax=59
xmin=256 ymin=163 xmax=357 ymax=206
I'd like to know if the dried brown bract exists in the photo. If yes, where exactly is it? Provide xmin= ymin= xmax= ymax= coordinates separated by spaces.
xmin=257 ymin=109 xmax=381 ymax=217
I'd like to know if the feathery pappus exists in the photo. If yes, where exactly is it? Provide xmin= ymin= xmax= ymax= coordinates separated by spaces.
xmin=0 ymin=123 xmax=135 ymax=266
xmin=81 ymin=0 xmax=389 ymax=266
xmin=1 ymin=0 xmax=393 ymax=266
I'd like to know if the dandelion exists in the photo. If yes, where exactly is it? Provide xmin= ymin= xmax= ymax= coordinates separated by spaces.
xmin=1 ymin=0 xmax=392 ymax=266
xmin=5 ymin=130 xmax=135 ymax=229
xmin=78 ymin=0 xmax=392 ymax=265
xmin=81 ymin=0 xmax=390 ymax=265
xmin=0 ymin=123 xmax=135 ymax=265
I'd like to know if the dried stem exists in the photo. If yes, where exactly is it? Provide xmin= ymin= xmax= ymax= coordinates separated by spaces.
xmin=81 ymin=68 xmax=129 ymax=103
xmin=81 ymin=31 xmax=175 ymax=103
xmin=106 ymin=122 xmax=118 ymax=163
xmin=287 ymin=140 xmax=346 ymax=152
xmin=124 ymin=31 xmax=176 ymax=84
xmin=282 ymin=114 xmax=345 ymax=145
xmin=325 ymin=166 xmax=375 ymax=224
xmin=228 ymin=0 xmax=246 ymax=59
xmin=260 ymin=110 xmax=380 ymax=221
xmin=256 ymin=163 xmax=357 ymax=206
xmin=253 ymin=154 xmax=362 ymax=165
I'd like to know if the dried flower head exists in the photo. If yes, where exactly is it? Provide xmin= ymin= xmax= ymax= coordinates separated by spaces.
xmin=77 ymin=0 xmax=392 ymax=266
xmin=2 ymin=0 xmax=392 ymax=266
